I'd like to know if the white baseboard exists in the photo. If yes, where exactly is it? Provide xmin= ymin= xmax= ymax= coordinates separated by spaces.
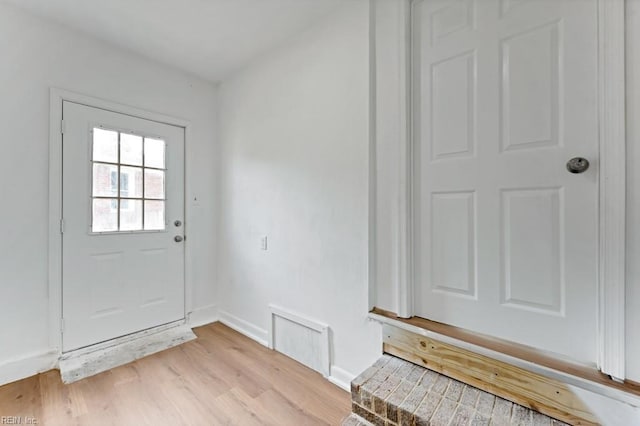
xmin=217 ymin=310 xmax=355 ymax=393
xmin=218 ymin=310 xmax=269 ymax=347
xmin=0 ymin=349 xmax=58 ymax=386
xmin=329 ymin=365 xmax=356 ymax=392
xmin=188 ymin=304 xmax=219 ymax=328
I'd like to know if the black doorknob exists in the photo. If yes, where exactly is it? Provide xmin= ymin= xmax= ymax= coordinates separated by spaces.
xmin=566 ymin=157 xmax=590 ymax=174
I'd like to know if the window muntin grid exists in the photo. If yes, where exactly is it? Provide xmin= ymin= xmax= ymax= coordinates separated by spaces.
xmin=91 ymin=127 xmax=166 ymax=233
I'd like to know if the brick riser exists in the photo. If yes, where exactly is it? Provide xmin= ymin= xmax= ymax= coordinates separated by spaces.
xmin=345 ymin=355 xmax=569 ymax=426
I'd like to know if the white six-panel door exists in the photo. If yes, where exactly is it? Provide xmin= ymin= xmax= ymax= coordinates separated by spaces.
xmin=62 ymin=101 xmax=185 ymax=352
xmin=414 ymin=0 xmax=599 ymax=363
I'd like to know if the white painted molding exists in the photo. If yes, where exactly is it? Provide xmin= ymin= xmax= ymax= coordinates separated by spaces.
xmin=368 ymin=0 xmax=378 ymax=312
xmin=218 ymin=310 xmax=269 ymax=347
xmin=328 ymin=365 xmax=356 ymax=392
xmin=396 ymin=0 xmax=413 ymax=319
xmin=597 ymin=0 xmax=626 ymax=380
xmin=268 ymin=304 xmax=330 ymax=377
xmin=372 ymin=0 xmax=415 ymax=316
xmin=375 ymin=0 xmax=414 ymax=318
xmin=48 ymin=89 xmax=64 ymax=355
xmin=268 ymin=305 xmax=329 ymax=334
xmin=0 ymin=350 xmax=58 ymax=387
xmin=188 ymin=304 xmax=219 ymax=328
xmin=48 ymin=88 xmax=193 ymax=358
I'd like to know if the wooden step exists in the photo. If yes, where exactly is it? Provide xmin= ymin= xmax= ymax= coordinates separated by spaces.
xmin=370 ymin=308 xmax=640 ymax=399
xmin=367 ymin=308 xmax=640 ymax=424
xmin=349 ymin=354 xmax=566 ymax=426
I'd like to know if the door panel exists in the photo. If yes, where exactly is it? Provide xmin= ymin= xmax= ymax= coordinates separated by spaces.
xmin=62 ymin=101 xmax=185 ymax=352
xmin=414 ymin=0 xmax=598 ymax=363
xmin=430 ymin=191 xmax=476 ymax=298
xmin=501 ymin=187 xmax=563 ymax=314
xmin=502 ymin=23 xmax=561 ymax=151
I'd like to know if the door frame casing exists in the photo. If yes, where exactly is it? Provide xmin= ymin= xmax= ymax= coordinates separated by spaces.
xmin=48 ymin=88 xmax=193 ymax=357
xmin=383 ymin=0 xmax=626 ymax=379
xmin=596 ymin=0 xmax=627 ymax=381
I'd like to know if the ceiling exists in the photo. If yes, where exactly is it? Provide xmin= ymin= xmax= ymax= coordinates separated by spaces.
xmin=3 ymin=0 xmax=346 ymax=83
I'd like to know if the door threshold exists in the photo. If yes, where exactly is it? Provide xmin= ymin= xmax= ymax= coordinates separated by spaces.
xmin=369 ymin=308 xmax=640 ymax=406
xmin=61 ymin=320 xmax=186 ymax=358
xmin=59 ymin=321 xmax=196 ymax=384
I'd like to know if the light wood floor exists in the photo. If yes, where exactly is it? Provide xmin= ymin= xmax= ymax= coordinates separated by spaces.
xmin=0 ymin=323 xmax=351 ymax=425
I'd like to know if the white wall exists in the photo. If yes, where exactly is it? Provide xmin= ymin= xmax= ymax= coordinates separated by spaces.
xmin=217 ymin=1 xmax=381 ymax=385
xmin=626 ymin=0 xmax=640 ymax=383
xmin=0 ymin=1 xmax=218 ymax=383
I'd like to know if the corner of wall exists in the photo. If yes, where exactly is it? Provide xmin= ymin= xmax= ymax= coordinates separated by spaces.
xmin=329 ymin=365 xmax=357 ymax=392
xmin=188 ymin=304 xmax=220 ymax=328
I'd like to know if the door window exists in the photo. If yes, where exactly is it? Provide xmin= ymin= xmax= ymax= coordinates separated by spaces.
xmin=91 ymin=128 xmax=166 ymax=232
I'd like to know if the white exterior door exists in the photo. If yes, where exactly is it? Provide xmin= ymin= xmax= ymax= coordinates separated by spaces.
xmin=414 ymin=0 xmax=598 ymax=363
xmin=62 ymin=101 xmax=185 ymax=352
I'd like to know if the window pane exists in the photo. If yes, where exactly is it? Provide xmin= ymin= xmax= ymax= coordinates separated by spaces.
xmin=144 ymin=169 xmax=165 ymax=199
xmin=144 ymin=200 xmax=165 ymax=230
xmin=144 ymin=138 xmax=165 ymax=169
xmin=120 ymin=166 xmax=143 ymax=198
xmin=93 ymin=128 xmax=118 ymax=163
xmin=92 ymin=163 xmax=119 ymax=197
xmin=120 ymin=200 xmax=143 ymax=231
xmin=92 ymin=199 xmax=118 ymax=232
xmin=121 ymin=133 xmax=143 ymax=166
